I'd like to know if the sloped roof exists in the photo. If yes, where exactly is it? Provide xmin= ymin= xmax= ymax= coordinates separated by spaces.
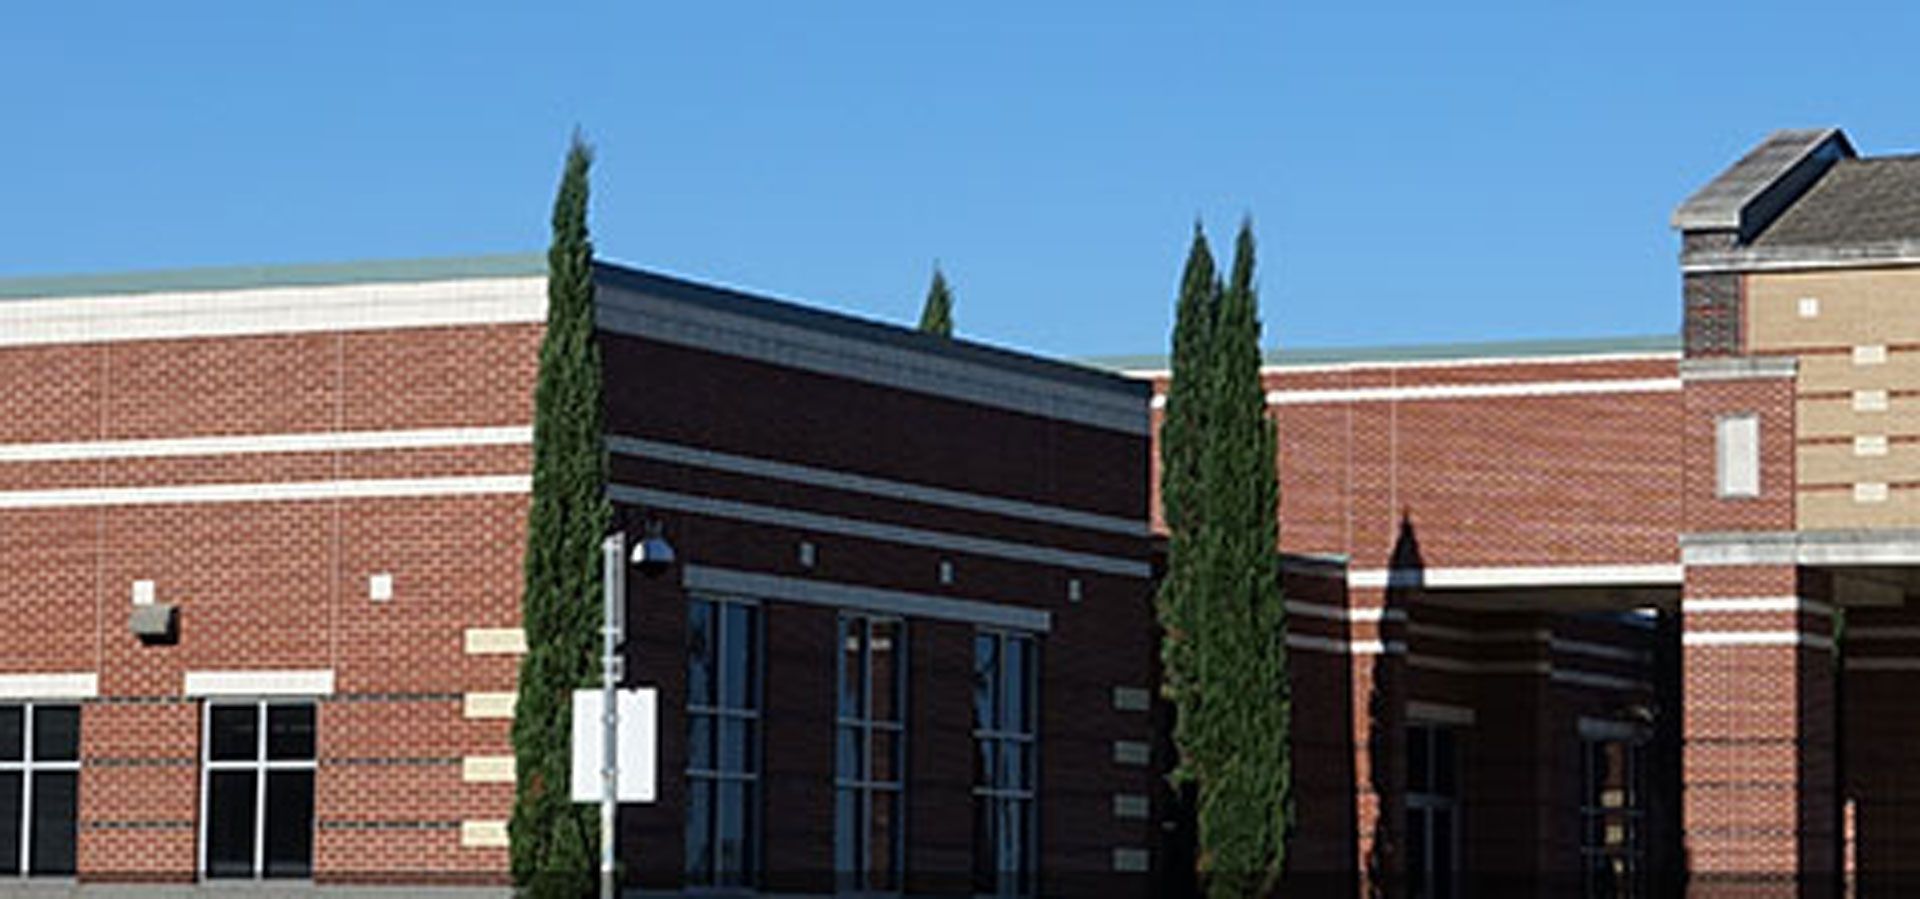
xmin=1750 ymin=155 xmax=1920 ymax=248
xmin=1671 ymin=128 xmax=1853 ymax=235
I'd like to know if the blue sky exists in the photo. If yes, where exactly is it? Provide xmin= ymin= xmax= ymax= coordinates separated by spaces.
xmin=3 ymin=3 xmax=1916 ymax=359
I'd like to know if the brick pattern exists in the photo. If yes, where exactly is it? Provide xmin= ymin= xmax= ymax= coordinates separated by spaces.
xmin=1143 ymin=356 xmax=1682 ymax=893
xmin=1683 ymin=375 xmax=1798 ymax=533
xmin=602 ymin=329 xmax=1158 ymax=895
xmin=1681 ymin=565 xmax=1837 ymax=888
xmin=1686 ymin=271 xmax=1744 ymax=358
xmin=0 ymin=322 xmax=540 ymax=884
xmin=1242 ymin=358 xmax=1684 ymax=569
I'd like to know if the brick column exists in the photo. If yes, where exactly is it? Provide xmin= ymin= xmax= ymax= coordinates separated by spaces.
xmin=1681 ymin=564 xmax=1837 ymax=896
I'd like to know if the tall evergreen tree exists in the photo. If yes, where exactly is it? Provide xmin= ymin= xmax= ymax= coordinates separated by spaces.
xmin=918 ymin=265 xmax=954 ymax=336
xmin=1159 ymin=221 xmax=1291 ymax=896
xmin=510 ymin=133 xmax=610 ymax=898
xmin=1157 ymin=225 xmax=1220 ymax=791
xmin=1193 ymin=220 xmax=1290 ymax=895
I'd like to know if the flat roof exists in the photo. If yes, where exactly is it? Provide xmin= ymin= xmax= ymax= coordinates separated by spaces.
xmin=0 ymin=250 xmax=1148 ymax=400
xmin=1088 ymin=333 xmax=1681 ymax=373
xmin=0 ymin=252 xmax=549 ymax=300
xmin=594 ymin=259 xmax=1150 ymax=399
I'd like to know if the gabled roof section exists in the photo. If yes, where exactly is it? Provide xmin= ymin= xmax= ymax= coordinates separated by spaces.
xmin=0 ymin=252 xmax=548 ymax=301
xmin=1750 ymin=154 xmax=1920 ymax=248
xmin=1672 ymin=128 xmax=1854 ymax=239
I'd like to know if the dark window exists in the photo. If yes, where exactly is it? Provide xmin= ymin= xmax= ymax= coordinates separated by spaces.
xmin=202 ymin=701 xmax=316 ymax=879
xmin=686 ymin=596 xmax=760 ymax=889
xmin=0 ymin=704 xmax=81 ymax=877
xmin=1581 ymin=736 xmax=1646 ymax=898
xmin=836 ymin=614 xmax=906 ymax=892
xmin=1405 ymin=724 xmax=1459 ymax=899
xmin=973 ymin=631 xmax=1037 ymax=897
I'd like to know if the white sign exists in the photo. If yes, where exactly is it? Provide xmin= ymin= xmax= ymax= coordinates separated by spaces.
xmin=570 ymin=688 xmax=658 ymax=803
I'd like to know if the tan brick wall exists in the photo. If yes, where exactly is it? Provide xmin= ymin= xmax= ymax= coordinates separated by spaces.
xmin=1744 ymin=267 xmax=1920 ymax=529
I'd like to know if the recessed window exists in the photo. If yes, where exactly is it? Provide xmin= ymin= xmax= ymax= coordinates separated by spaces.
xmin=973 ymin=630 xmax=1038 ymax=897
xmin=201 ymin=700 xmax=315 ymax=879
xmin=686 ymin=595 xmax=761 ymax=889
xmin=0 ymin=704 xmax=80 ymax=877
xmin=1406 ymin=724 xmax=1460 ymax=899
xmin=835 ymin=614 xmax=906 ymax=892
xmin=1715 ymin=414 xmax=1760 ymax=498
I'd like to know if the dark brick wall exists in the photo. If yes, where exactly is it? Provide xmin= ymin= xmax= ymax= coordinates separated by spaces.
xmin=602 ymin=325 xmax=1158 ymax=895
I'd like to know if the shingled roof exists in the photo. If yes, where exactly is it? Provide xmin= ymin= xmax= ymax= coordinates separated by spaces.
xmin=1750 ymin=154 xmax=1920 ymax=248
xmin=1671 ymin=128 xmax=1854 ymax=239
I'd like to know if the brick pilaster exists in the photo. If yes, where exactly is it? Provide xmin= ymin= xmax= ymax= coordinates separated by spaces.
xmin=1681 ymin=564 xmax=1837 ymax=896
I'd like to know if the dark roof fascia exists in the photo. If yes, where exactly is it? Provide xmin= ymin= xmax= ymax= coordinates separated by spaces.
xmin=591 ymin=259 xmax=1149 ymax=400
xmin=0 ymin=252 xmax=548 ymax=301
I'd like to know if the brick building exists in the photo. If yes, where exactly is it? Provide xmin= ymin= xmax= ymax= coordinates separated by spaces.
xmin=4 ymin=125 xmax=1916 ymax=896
xmin=1106 ymin=126 xmax=1920 ymax=897
xmin=0 ymin=256 xmax=1158 ymax=892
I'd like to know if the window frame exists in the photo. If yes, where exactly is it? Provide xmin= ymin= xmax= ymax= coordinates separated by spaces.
xmin=835 ymin=612 xmax=908 ymax=894
xmin=684 ymin=593 xmax=764 ymax=891
xmin=1404 ymin=723 xmax=1460 ymax=899
xmin=972 ymin=628 xmax=1039 ymax=897
xmin=196 ymin=698 xmax=317 ymax=881
xmin=1715 ymin=413 xmax=1761 ymax=499
xmin=0 ymin=703 xmax=81 ymax=879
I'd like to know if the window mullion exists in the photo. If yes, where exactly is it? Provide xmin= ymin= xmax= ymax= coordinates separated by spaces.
xmin=19 ymin=706 xmax=32 ymax=876
xmin=253 ymin=701 xmax=267 ymax=879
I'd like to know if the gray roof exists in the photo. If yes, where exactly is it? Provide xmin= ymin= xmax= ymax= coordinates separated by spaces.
xmin=1750 ymin=154 xmax=1920 ymax=248
xmin=0 ymin=252 xmax=548 ymax=300
xmin=1671 ymin=128 xmax=1853 ymax=236
xmin=0 ymin=250 xmax=1145 ymax=399
xmin=1087 ymin=333 xmax=1680 ymax=373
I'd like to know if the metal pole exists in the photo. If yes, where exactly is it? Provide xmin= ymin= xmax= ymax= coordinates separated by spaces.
xmin=600 ymin=533 xmax=625 ymax=899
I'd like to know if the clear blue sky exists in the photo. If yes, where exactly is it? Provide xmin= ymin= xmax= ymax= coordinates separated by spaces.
xmin=4 ymin=3 xmax=1916 ymax=359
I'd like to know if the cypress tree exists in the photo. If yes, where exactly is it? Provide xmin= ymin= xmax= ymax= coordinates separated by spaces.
xmin=1157 ymin=225 xmax=1220 ymax=795
xmin=510 ymin=133 xmax=611 ymax=898
xmin=918 ymin=265 xmax=954 ymax=336
xmin=1194 ymin=220 xmax=1290 ymax=895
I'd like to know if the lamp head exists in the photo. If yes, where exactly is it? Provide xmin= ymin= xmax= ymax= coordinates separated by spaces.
xmin=630 ymin=525 xmax=676 ymax=577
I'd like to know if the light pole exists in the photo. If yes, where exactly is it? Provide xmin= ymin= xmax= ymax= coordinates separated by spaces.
xmin=598 ymin=532 xmax=625 ymax=899
xmin=598 ymin=523 xmax=674 ymax=899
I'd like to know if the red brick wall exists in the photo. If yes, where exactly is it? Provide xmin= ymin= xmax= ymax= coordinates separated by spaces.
xmin=0 ymin=321 xmax=542 ymax=883
xmin=1143 ymin=354 xmax=1685 ymax=893
xmin=1682 ymin=375 xmax=1798 ymax=534
xmin=1681 ymin=565 xmax=1837 ymax=888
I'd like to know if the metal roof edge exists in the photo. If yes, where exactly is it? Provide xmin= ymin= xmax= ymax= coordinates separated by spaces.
xmin=592 ymin=258 xmax=1151 ymax=400
xmin=0 ymin=252 xmax=549 ymax=300
xmin=1086 ymin=334 xmax=1682 ymax=373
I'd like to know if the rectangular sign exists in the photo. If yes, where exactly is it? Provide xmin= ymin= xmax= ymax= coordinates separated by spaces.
xmin=570 ymin=687 xmax=658 ymax=803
